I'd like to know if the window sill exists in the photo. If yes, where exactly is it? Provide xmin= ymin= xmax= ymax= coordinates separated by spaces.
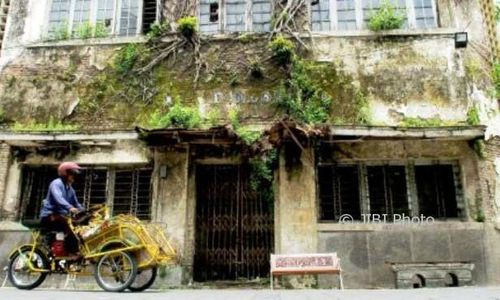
xmin=197 ymin=28 xmax=457 ymax=40
xmin=308 ymin=27 xmax=458 ymax=38
xmin=26 ymin=36 xmax=147 ymax=49
xmin=0 ymin=221 xmax=30 ymax=231
xmin=317 ymin=221 xmax=484 ymax=232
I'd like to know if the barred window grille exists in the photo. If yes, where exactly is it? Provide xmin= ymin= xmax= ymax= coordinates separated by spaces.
xmin=336 ymin=0 xmax=357 ymax=30
xmin=112 ymin=168 xmax=152 ymax=220
xmin=318 ymin=165 xmax=361 ymax=221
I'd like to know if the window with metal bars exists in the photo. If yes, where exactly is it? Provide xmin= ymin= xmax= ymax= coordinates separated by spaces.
xmin=112 ymin=168 xmax=152 ymax=220
xmin=318 ymin=162 xmax=462 ymax=222
xmin=318 ymin=165 xmax=361 ymax=221
xmin=19 ymin=165 xmax=153 ymax=221
xmin=366 ymin=165 xmax=409 ymax=219
xmin=415 ymin=164 xmax=460 ymax=219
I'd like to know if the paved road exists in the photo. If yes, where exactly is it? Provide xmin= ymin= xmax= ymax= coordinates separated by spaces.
xmin=1 ymin=287 xmax=500 ymax=300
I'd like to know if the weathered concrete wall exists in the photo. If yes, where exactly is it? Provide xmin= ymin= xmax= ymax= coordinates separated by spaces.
xmin=152 ymin=147 xmax=190 ymax=285
xmin=318 ymin=223 xmax=488 ymax=288
xmin=0 ymin=143 xmax=11 ymax=218
xmin=275 ymin=148 xmax=317 ymax=254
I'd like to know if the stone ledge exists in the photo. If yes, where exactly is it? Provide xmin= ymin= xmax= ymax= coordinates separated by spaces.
xmin=26 ymin=36 xmax=147 ymax=49
xmin=0 ymin=221 xmax=29 ymax=231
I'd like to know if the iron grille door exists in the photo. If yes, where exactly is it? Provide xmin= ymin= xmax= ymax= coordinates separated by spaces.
xmin=194 ymin=165 xmax=274 ymax=281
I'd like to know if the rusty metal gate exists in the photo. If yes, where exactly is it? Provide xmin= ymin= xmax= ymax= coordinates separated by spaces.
xmin=194 ymin=165 xmax=274 ymax=281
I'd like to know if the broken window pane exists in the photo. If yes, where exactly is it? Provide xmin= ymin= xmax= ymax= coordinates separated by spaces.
xmin=142 ymin=0 xmax=158 ymax=33
xmin=318 ymin=165 xmax=361 ymax=221
xmin=119 ymin=0 xmax=140 ymax=36
xmin=226 ymin=0 xmax=247 ymax=32
xmin=311 ymin=0 xmax=331 ymax=31
xmin=200 ymin=0 xmax=220 ymax=33
xmin=113 ymin=168 xmax=153 ymax=220
xmin=337 ymin=0 xmax=357 ymax=30
xmin=415 ymin=165 xmax=458 ymax=219
xmin=48 ymin=0 xmax=71 ymax=35
xmin=97 ymin=0 xmax=115 ymax=33
xmin=252 ymin=0 xmax=272 ymax=32
xmin=367 ymin=165 xmax=409 ymax=218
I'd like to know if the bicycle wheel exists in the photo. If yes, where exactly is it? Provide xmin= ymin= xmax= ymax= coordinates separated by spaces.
xmin=128 ymin=267 xmax=157 ymax=292
xmin=95 ymin=251 xmax=137 ymax=292
xmin=8 ymin=247 xmax=48 ymax=290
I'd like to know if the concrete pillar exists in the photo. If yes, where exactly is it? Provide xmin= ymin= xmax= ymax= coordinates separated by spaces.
xmin=152 ymin=147 xmax=189 ymax=286
xmin=0 ymin=143 xmax=11 ymax=219
xmin=275 ymin=147 xmax=318 ymax=254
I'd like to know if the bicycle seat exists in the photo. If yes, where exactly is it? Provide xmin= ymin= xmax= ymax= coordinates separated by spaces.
xmin=21 ymin=219 xmax=44 ymax=230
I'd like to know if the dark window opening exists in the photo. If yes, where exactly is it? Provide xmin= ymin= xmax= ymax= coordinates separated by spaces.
xmin=318 ymin=165 xmax=361 ymax=221
xmin=113 ymin=168 xmax=153 ymax=220
xmin=444 ymin=272 xmax=459 ymax=287
xmin=142 ymin=0 xmax=158 ymax=34
xmin=20 ymin=166 xmax=58 ymax=220
xmin=367 ymin=166 xmax=409 ymax=219
xmin=210 ymin=2 xmax=219 ymax=22
xmin=415 ymin=165 xmax=458 ymax=219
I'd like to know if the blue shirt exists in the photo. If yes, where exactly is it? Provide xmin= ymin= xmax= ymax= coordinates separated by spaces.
xmin=40 ymin=178 xmax=83 ymax=218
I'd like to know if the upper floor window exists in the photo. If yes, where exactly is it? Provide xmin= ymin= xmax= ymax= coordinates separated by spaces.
xmin=311 ymin=0 xmax=437 ymax=32
xmin=47 ymin=0 xmax=158 ymax=39
xmin=199 ymin=0 xmax=273 ymax=33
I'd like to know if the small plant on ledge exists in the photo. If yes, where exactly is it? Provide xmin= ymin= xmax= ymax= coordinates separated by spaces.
xmin=368 ymin=0 xmax=405 ymax=32
xmin=177 ymin=16 xmax=198 ymax=38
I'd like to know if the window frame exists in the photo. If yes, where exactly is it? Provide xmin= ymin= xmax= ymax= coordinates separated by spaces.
xmin=18 ymin=164 xmax=154 ymax=221
xmin=317 ymin=160 xmax=465 ymax=223
xmin=309 ymin=0 xmax=438 ymax=32
xmin=198 ymin=0 xmax=274 ymax=34
xmin=45 ymin=0 xmax=145 ymax=39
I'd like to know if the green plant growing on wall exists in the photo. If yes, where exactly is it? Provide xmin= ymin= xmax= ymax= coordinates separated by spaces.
xmin=0 ymin=106 xmax=4 ymax=123
xmin=147 ymin=21 xmax=170 ymax=39
xmin=466 ymin=106 xmax=480 ymax=125
xmin=74 ymin=22 xmax=94 ymax=39
xmin=146 ymin=101 xmax=202 ymax=129
xmin=475 ymin=209 xmax=486 ymax=222
xmin=249 ymin=59 xmax=264 ymax=78
xmin=229 ymin=107 xmax=262 ymax=145
xmin=12 ymin=118 xmax=80 ymax=132
xmin=51 ymin=21 xmax=70 ymax=41
xmin=94 ymin=22 xmax=110 ymax=38
xmin=114 ymin=44 xmax=141 ymax=74
xmin=367 ymin=0 xmax=405 ymax=31
xmin=473 ymin=139 xmax=486 ymax=159
xmin=206 ymin=107 xmax=221 ymax=127
xmin=269 ymin=35 xmax=295 ymax=65
xmin=492 ymin=60 xmax=500 ymax=98
xmin=177 ymin=16 xmax=198 ymax=38
xmin=249 ymin=149 xmax=278 ymax=211
xmin=277 ymin=59 xmax=332 ymax=124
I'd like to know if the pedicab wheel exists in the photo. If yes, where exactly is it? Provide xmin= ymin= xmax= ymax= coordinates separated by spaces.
xmin=8 ymin=248 xmax=48 ymax=290
xmin=128 ymin=267 xmax=158 ymax=292
xmin=95 ymin=251 xmax=138 ymax=292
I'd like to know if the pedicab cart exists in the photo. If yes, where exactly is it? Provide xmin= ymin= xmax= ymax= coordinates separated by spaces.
xmin=8 ymin=205 xmax=177 ymax=292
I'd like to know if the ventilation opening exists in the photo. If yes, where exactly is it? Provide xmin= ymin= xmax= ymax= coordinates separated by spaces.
xmin=412 ymin=274 xmax=426 ymax=288
xmin=444 ymin=273 xmax=459 ymax=287
xmin=142 ymin=0 xmax=158 ymax=34
xmin=209 ymin=2 xmax=219 ymax=22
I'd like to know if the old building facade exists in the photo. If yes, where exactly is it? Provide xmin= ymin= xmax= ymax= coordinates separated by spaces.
xmin=0 ymin=0 xmax=499 ymax=289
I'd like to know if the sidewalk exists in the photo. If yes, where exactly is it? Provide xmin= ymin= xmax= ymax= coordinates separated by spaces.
xmin=1 ymin=287 xmax=499 ymax=300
